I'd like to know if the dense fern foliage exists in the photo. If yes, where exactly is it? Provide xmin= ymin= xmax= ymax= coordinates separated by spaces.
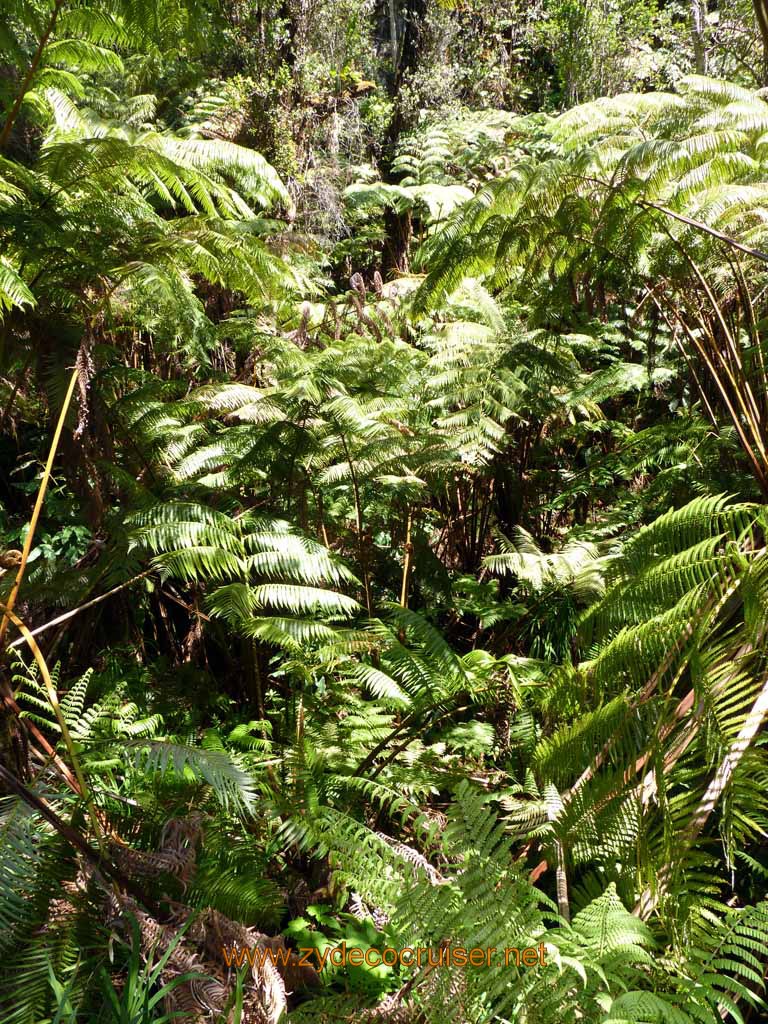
xmin=3 ymin=2 xmax=768 ymax=1022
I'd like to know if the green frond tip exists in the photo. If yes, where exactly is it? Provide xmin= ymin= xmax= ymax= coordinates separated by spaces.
xmin=0 ymin=258 xmax=35 ymax=318
xmin=126 ymin=740 xmax=257 ymax=813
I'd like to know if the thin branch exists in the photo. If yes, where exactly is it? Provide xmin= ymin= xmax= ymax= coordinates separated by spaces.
xmin=1 ymin=600 xmax=104 ymax=850
xmin=0 ymin=0 xmax=65 ymax=151
xmin=0 ymin=364 xmax=80 ymax=647
xmin=642 ymin=200 xmax=768 ymax=263
xmin=7 ymin=570 xmax=155 ymax=649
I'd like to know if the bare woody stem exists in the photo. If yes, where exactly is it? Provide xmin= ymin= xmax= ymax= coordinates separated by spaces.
xmin=1 ymin=600 xmax=104 ymax=851
xmin=0 ymin=364 xmax=80 ymax=648
xmin=339 ymin=432 xmax=373 ymax=617
xmin=7 ymin=569 xmax=154 ymax=649
xmin=0 ymin=761 xmax=157 ymax=907
xmin=643 ymin=200 xmax=768 ymax=263
xmin=0 ymin=0 xmax=65 ymax=152
xmin=400 ymin=509 xmax=413 ymax=608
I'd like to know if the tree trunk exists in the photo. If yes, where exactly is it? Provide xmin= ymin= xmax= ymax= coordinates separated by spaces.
xmin=691 ymin=0 xmax=708 ymax=74
xmin=0 ymin=0 xmax=64 ymax=151
xmin=755 ymin=0 xmax=768 ymax=84
xmin=380 ymin=0 xmax=428 ymax=271
xmin=387 ymin=0 xmax=398 ymax=67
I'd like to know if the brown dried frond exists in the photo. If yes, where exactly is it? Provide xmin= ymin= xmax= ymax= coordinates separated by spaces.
xmin=349 ymin=272 xmax=366 ymax=298
xmin=164 ymin=972 xmax=230 ymax=1020
xmin=293 ymin=302 xmax=312 ymax=349
xmin=375 ymin=833 xmax=444 ymax=885
xmin=349 ymin=292 xmax=383 ymax=342
xmin=377 ymin=306 xmax=396 ymax=340
xmin=0 ymin=549 xmax=22 ymax=570
xmin=109 ymin=898 xmax=219 ymax=1023
xmin=43 ymin=862 xmax=97 ymax=930
xmin=198 ymin=907 xmax=318 ymax=1002
xmin=104 ymin=826 xmax=317 ymax=1024
xmin=73 ymin=339 xmax=95 ymax=441
xmin=358 ymin=947 xmax=468 ymax=1023
xmin=195 ymin=907 xmax=289 ymax=1021
xmin=108 ymin=814 xmax=203 ymax=888
xmin=348 ymin=891 xmax=389 ymax=930
xmin=328 ymin=299 xmax=342 ymax=340
xmin=358 ymin=989 xmax=428 ymax=1023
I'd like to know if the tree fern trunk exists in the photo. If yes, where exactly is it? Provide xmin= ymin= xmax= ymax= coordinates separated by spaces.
xmin=756 ymin=0 xmax=768 ymax=84
xmin=0 ymin=0 xmax=64 ymax=151
xmin=555 ymin=839 xmax=570 ymax=923
xmin=690 ymin=0 xmax=708 ymax=74
xmin=380 ymin=0 xmax=427 ymax=271
xmin=388 ymin=0 xmax=398 ymax=67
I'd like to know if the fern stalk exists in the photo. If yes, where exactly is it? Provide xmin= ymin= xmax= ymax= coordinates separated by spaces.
xmin=658 ymin=290 xmax=768 ymax=494
xmin=0 ymin=0 xmax=65 ymax=151
xmin=7 ymin=570 xmax=154 ymax=650
xmin=636 ymin=670 xmax=768 ymax=919
xmin=643 ymin=200 xmax=768 ymax=264
xmin=0 ymin=365 xmax=80 ymax=647
xmin=400 ymin=509 xmax=413 ymax=608
xmin=339 ymin=432 xmax=373 ymax=616
xmin=680 ymin=251 xmax=766 ymax=446
xmin=729 ymin=253 xmax=768 ymax=408
xmin=1 ymin=602 xmax=104 ymax=851
xmin=649 ymin=291 xmax=721 ymax=428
